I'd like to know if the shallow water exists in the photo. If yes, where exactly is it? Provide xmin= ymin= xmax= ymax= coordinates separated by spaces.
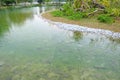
xmin=0 ymin=6 xmax=120 ymax=80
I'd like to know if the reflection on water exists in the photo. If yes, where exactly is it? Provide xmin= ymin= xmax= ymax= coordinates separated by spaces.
xmin=0 ymin=9 xmax=33 ymax=37
xmin=0 ymin=6 xmax=120 ymax=80
xmin=109 ymin=37 xmax=120 ymax=44
xmin=73 ymin=31 xmax=83 ymax=41
xmin=0 ymin=11 xmax=10 ymax=37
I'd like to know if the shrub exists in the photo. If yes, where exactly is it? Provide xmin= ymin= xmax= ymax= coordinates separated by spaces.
xmin=62 ymin=3 xmax=74 ymax=16
xmin=68 ymin=12 xmax=87 ymax=20
xmin=111 ymin=8 xmax=120 ymax=17
xmin=51 ymin=10 xmax=63 ymax=17
xmin=97 ymin=14 xmax=114 ymax=23
xmin=64 ymin=9 xmax=74 ymax=16
xmin=104 ymin=8 xmax=120 ymax=17
xmin=101 ymin=0 xmax=110 ymax=7
xmin=62 ymin=3 xmax=71 ymax=12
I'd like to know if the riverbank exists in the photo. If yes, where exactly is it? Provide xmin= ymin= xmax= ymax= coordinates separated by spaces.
xmin=42 ymin=11 xmax=120 ymax=32
xmin=0 ymin=4 xmax=40 ymax=10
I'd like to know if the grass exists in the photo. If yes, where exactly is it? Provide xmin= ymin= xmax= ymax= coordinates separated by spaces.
xmin=51 ymin=10 xmax=63 ymax=17
xmin=51 ymin=10 xmax=87 ymax=20
xmin=97 ymin=14 xmax=115 ymax=23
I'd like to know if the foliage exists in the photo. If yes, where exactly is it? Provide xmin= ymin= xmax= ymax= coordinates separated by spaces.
xmin=97 ymin=14 xmax=114 ymax=23
xmin=111 ymin=8 xmax=120 ymax=17
xmin=0 ymin=0 xmax=33 ymax=6
xmin=51 ymin=10 xmax=63 ymax=17
xmin=1 ymin=0 xmax=15 ymax=5
xmin=62 ymin=3 xmax=71 ymax=12
xmin=73 ymin=0 xmax=81 ymax=9
xmin=48 ymin=0 xmax=120 ymax=24
xmin=62 ymin=3 xmax=74 ymax=16
xmin=51 ymin=9 xmax=87 ymax=20
xmin=100 ymin=0 xmax=110 ymax=7
xmin=51 ymin=2 xmax=87 ymax=20
xmin=64 ymin=8 xmax=74 ymax=16
xmin=104 ymin=8 xmax=120 ymax=17
xmin=45 ymin=0 xmax=51 ymax=2
xmin=52 ymin=0 xmax=120 ymax=23
xmin=37 ymin=0 xmax=43 ymax=4
xmin=68 ymin=12 xmax=87 ymax=20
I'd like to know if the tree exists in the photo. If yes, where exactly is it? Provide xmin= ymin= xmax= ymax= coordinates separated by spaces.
xmin=0 ymin=0 xmax=1 ymax=6
xmin=37 ymin=0 xmax=43 ymax=4
xmin=2 ymin=0 xmax=16 ymax=6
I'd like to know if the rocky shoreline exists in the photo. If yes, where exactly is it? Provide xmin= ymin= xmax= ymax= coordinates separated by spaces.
xmin=55 ymin=22 xmax=120 ymax=39
xmin=42 ymin=17 xmax=120 ymax=39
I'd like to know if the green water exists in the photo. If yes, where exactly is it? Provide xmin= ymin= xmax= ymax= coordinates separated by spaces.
xmin=0 ymin=6 xmax=120 ymax=80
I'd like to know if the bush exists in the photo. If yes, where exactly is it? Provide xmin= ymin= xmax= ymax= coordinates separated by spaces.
xmin=51 ymin=4 xmax=74 ymax=17
xmin=64 ymin=9 xmax=74 ymax=16
xmin=51 ymin=9 xmax=87 ymax=20
xmin=62 ymin=3 xmax=74 ymax=16
xmin=51 ymin=10 xmax=63 ymax=17
xmin=68 ymin=12 xmax=87 ymax=20
xmin=97 ymin=14 xmax=114 ymax=23
xmin=111 ymin=8 xmax=120 ymax=17
xmin=62 ymin=3 xmax=71 ymax=12
xmin=104 ymin=8 xmax=120 ymax=17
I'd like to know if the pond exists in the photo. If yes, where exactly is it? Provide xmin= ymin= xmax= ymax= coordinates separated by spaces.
xmin=0 ymin=6 xmax=120 ymax=80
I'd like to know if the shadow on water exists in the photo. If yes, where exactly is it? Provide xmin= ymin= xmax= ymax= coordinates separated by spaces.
xmin=108 ymin=37 xmax=120 ymax=44
xmin=0 ymin=5 xmax=59 ymax=38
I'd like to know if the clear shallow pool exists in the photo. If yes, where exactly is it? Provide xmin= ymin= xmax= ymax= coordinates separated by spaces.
xmin=0 ymin=6 xmax=120 ymax=80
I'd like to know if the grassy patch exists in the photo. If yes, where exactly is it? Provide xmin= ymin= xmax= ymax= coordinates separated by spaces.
xmin=51 ymin=10 xmax=63 ymax=17
xmin=68 ymin=12 xmax=87 ymax=20
xmin=97 ymin=14 xmax=115 ymax=23
xmin=51 ymin=10 xmax=87 ymax=20
xmin=51 ymin=10 xmax=117 ymax=24
xmin=51 ymin=3 xmax=88 ymax=20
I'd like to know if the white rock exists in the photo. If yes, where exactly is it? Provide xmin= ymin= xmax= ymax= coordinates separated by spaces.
xmin=44 ymin=18 xmax=120 ymax=39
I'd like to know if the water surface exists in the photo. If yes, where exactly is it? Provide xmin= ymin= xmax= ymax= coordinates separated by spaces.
xmin=0 ymin=6 xmax=120 ymax=80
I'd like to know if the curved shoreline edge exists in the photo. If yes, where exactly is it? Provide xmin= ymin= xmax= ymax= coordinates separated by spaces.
xmin=41 ymin=12 xmax=120 ymax=39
